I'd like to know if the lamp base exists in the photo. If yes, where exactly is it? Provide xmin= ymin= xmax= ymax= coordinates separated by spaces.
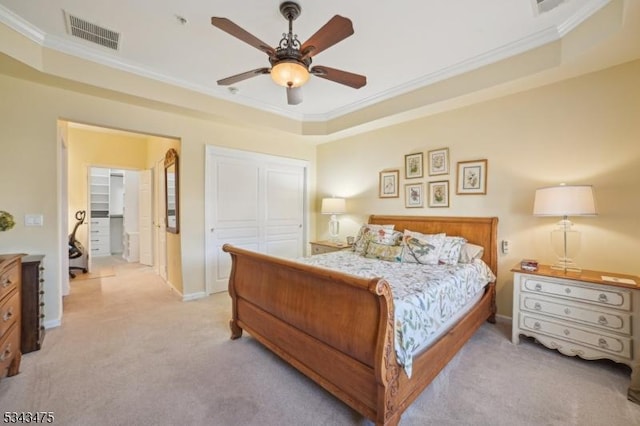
xmin=328 ymin=214 xmax=340 ymax=243
xmin=551 ymin=262 xmax=582 ymax=273
xmin=550 ymin=222 xmax=582 ymax=273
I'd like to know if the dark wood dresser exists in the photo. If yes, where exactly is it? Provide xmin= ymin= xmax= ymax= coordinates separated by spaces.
xmin=0 ymin=254 xmax=22 ymax=380
xmin=21 ymin=255 xmax=45 ymax=353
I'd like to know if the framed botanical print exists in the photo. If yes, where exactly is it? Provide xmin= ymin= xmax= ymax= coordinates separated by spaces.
xmin=456 ymin=159 xmax=487 ymax=195
xmin=379 ymin=170 xmax=400 ymax=198
xmin=404 ymin=153 xmax=423 ymax=179
xmin=404 ymin=183 xmax=424 ymax=208
xmin=428 ymin=180 xmax=449 ymax=207
xmin=428 ymin=148 xmax=449 ymax=176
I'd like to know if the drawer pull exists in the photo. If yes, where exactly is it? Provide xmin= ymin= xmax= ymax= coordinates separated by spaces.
xmin=40 ymin=302 xmax=45 ymax=307
xmin=40 ymin=314 xmax=45 ymax=319
xmin=2 ymin=307 xmax=13 ymax=322
xmin=534 ymin=302 xmax=542 ymax=311
xmin=564 ymin=308 xmax=571 ymax=315
xmin=564 ymin=329 xmax=570 ymax=336
xmin=534 ymin=283 xmax=542 ymax=291
xmin=1 ymin=278 xmax=11 ymax=288
xmin=598 ymin=293 xmax=608 ymax=303
xmin=0 ymin=343 xmax=11 ymax=362
xmin=598 ymin=338 xmax=608 ymax=349
xmin=39 ymin=278 xmax=44 ymax=283
xmin=39 ymin=291 xmax=44 ymax=295
xmin=598 ymin=316 xmax=608 ymax=325
xmin=564 ymin=287 xmax=571 ymax=294
xmin=533 ymin=322 xmax=541 ymax=330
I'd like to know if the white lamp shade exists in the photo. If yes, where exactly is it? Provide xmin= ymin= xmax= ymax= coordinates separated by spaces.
xmin=533 ymin=185 xmax=597 ymax=216
xmin=321 ymin=197 xmax=346 ymax=215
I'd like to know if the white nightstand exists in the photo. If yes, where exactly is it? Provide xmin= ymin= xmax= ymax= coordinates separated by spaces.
xmin=512 ymin=264 xmax=640 ymax=397
xmin=309 ymin=241 xmax=352 ymax=255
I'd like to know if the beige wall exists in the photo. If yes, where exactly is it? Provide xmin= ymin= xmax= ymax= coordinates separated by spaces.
xmin=317 ymin=59 xmax=640 ymax=317
xmin=0 ymin=73 xmax=316 ymax=326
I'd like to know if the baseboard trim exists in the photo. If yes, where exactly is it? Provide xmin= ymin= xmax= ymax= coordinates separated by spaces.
xmin=495 ymin=313 xmax=512 ymax=323
xmin=44 ymin=318 xmax=61 ymax=329
xmin=183 ymin=291 xmax=206 ymax=302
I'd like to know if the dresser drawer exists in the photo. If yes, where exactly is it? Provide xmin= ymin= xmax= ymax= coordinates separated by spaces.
xmin=312 ymin=245 xmax=332 ymax=255
xmin=521 ymin=294 xmax=631 ymax=335
xmin=89 ymin=217 xmax=110 ymax=227
xmin=0 ymin=290 xmax=20 ymax=340
xmin=0 ymin=259 xmax=20 ymax=301
xmin=521 ymin=276 xmax=630 ymax=310
xmin=0 ymin=322 xmax=20 ymax=377
xmin=520 ymin=314 xmax=632 ymax=359
xmin=91 ymin=243 xmax=111 ymax=256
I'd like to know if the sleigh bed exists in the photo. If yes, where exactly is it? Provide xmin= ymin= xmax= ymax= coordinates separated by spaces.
xmin=223 ymin=215 xmax=498 ymax=425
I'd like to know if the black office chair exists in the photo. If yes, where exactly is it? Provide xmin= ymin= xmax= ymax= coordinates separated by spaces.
xmin=69 ymin=210 xmax=88 ymax=278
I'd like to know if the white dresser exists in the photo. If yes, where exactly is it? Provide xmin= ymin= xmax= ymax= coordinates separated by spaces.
xmin=512 ymin=264 xmax=640 ymax=391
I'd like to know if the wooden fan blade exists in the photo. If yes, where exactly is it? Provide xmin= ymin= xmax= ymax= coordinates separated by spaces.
xmin=286 ymin=86 xmax=303 ymax=105
xmin=211 ymin=17 xmax=276 ymax=57
xmin=310 ymin=66 xmax=366 ymax=89
xmin=217 ymin=68 xmax=271 ymax=86
xmin=300 ymin=15 xmax=354 ymax=60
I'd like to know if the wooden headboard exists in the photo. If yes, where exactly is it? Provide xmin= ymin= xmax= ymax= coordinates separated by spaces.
xmin=368 ymin=215 xmax=499 ymax=279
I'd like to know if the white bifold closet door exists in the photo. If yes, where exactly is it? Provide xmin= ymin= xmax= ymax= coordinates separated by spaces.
xmin=205 ymin=146 xmax=308 ymax=294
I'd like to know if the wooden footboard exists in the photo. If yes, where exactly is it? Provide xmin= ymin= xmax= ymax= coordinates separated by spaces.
xmin=223 ymin=216 xmax=498 ymax=425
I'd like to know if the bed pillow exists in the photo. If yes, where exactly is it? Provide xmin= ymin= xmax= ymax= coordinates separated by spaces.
xmin=400 ymin=230 xmax=446 ymax=265
xmin=353 ymin=224 xmax=395 ymax=255
xmin=364 ymin=242 xmax=403 ymax=262
xmin=370 ymin=229 xmax=403 ymax=246
xmin=458 ymin=243 xmax=485 ymax=263
xmin=439 ymin=236 xmax=467 ymax=265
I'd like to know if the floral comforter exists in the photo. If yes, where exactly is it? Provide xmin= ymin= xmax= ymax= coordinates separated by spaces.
xmin=297 ymin=251 xmax=496 ymax=377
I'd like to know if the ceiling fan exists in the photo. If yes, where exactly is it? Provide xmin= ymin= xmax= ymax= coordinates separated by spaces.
xmin=211 ymin=1 xmax=367 ymax=105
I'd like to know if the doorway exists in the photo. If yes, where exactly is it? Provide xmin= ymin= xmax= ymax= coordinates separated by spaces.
xmin=61 ymin=120 xmax=180 ymax=310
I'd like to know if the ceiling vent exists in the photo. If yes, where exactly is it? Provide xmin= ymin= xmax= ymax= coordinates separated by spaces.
xmin=534 ymin=0 xmax=567 ymax=14
xmin=64 ymin=11 xmax=120 ymax=50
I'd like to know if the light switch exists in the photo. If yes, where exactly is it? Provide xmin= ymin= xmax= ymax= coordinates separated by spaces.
xmin=501 ymin=240 xmax=510 ymax=254
xmin=25 ymin=214 xmax=44 ymax=227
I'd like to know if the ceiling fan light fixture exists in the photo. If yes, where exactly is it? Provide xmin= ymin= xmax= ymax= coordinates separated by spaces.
xmin=271 ymin=60 xmax=309 ymax=88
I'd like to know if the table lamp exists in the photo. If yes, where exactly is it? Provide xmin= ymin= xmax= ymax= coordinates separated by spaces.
xmin=321 ymin=197 xmax=346 ymax=243
xmin=533 ymin=184 xmax=597 ymax=272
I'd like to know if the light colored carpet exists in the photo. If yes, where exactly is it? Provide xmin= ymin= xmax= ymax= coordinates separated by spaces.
xmin=1 ymin=258 xmax=639 ymax=425
xmin=70 ymin=266 xmax=115 ymax=281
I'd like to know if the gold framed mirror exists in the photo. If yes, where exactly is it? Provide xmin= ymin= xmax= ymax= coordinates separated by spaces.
xmin=164 ymin=148 xmax=179 ymax=234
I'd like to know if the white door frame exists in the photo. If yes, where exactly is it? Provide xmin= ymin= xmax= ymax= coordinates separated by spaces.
xmin=155 ymin=158 xmax=167 ymax=280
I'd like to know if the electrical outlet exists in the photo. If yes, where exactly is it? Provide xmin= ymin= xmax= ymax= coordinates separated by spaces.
xmin=501 ymin=240 xmax=510 ymax=254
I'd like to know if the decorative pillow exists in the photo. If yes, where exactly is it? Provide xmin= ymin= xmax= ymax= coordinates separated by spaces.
xmin=459 ymin=243 xmax=485 ymax=263
xmin=400 ymin=231 xmax=446 ymax=265
xmin=364 ymin=242 xmax=403 ymax=262
xmin=439 ymin=236 xmax=467 ymax=265
xmin=353 ymin=224 xmax=395 ymax=255
xmin=370 ymin=229 xmax=403 ymax=246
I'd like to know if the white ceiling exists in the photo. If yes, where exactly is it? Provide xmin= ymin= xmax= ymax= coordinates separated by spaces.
xmin=0 ymin=0 xmax=639 ymax=136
